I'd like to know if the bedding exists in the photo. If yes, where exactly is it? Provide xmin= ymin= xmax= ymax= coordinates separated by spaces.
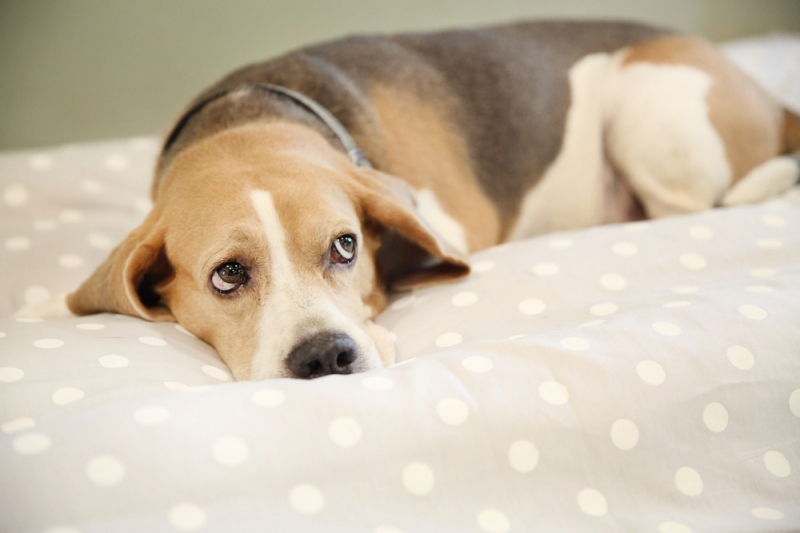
xmin=2 ymin=36 xmax=800 ymax=533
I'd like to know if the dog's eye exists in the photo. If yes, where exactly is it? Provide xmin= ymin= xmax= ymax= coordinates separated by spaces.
xmin=330 ymin=234 xmax=357 ymax=265
xmin=211 ymin=261 xmax=247 ymax=293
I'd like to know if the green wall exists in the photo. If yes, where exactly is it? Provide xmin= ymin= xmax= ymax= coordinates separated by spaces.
xmin=1 ymin=0 xmax=799 ymax=150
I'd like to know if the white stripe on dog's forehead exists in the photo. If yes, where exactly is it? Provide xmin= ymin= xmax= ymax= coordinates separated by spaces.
xmin=249 ymin=189 xmax=294 ymax=283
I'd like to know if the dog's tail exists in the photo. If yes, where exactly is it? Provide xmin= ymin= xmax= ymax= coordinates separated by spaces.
xmin=721 ymin=108 xmax=800 ymax=206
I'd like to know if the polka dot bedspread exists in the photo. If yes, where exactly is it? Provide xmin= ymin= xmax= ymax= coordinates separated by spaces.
xmin=2 ymin=38 xmax=800 ymax=533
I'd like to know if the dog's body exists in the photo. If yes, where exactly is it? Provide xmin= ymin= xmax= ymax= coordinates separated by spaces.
xmin=24 ymin=21 xmax=800 ymax=379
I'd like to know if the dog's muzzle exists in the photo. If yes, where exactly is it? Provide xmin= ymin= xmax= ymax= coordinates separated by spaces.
xmin=286 ymin=331 xmax=358 ymax=379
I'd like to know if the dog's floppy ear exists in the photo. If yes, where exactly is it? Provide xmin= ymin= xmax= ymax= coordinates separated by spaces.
xmin=351 ymin=168 xmax=470 ymax=291
xmin=67 ymin=217 xmax=175 ymax=321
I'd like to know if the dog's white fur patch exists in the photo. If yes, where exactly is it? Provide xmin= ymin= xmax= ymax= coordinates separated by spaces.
xmin=604 ymin=58 xmax=731 ymax=217
xmin=722 ymin=156 xmax=800 ymax=206
xmin=414 ymin=188 xmax=469 ymax=254
xmin=509 ymin=53 xmax=614 ymax=239
xmin=247 ymin=189 xmax=380 ymax=379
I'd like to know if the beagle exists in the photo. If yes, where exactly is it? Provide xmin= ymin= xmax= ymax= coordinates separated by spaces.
xmin=25 ymin=21 xmax=800 ymax=380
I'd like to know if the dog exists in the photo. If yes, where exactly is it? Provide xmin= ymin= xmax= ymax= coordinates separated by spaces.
xmin=21 ymin=20 xmax=800 ymax=380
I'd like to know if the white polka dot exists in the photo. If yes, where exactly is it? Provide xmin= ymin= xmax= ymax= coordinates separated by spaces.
xmin=636 ymin=360 xmax=665 ymax=385
xmin=532 ymin=262 xmax=559 ymax=276
xmin=58 ymin=254 xmax=85 ymax=269
xmin=703 ymin=402 xmax=728 ymax=433
xmin=99 ymin=355 xmax=129 ymax=368
xmin=58 ymin=209 xmax=83 ymax=223
xmin=679 ymin=253 xmax=706 ymax=271
xmin=507 ymin=334 xmax=528 ymax=340
xmin=390 ymin=295 xmax=415 ymax=310
xmin=4 ymin=184 xmax=29 ymax=206
xmin=88 ymin=232 xmax=115 ymax=249
xmin=577 ymin=488 xmax=608 ymax=517
xmin=471 ymin=260 xmax=495 ymax=273
xmin=328 ymin=417 xmax=362 ymax=447
xmin=164 ymin=381 xmax=188 ymax=390
xmin=76 ymin=323 xmax=105 ymax=330
xmin=44 ymin=527 xmax=82 ymax=533
xmin=610 ymin=419 xmax=639 ymax=450
xmin=86 ymin=455 xmax=126 ymax=486
xmin=547 ymin=237 xmax=573 ymax=249
xmin=757 ymin=238 xmax=783 ymax=249
xmin=289 ymin=484 xmax=325 ymax=514
xmin=361 ymin=375 xmax=394 ymax=391
xmin=652 ymin=322 xmax=681 ymax=336
xmin=133 ymin=198 xmax=153 ymax=214
xmin=764 ymin=450 xmax=791 ymax=478
xmin=134 ymin=406 xmax=170 ymax=425
xmin=436 ymin=398 xmax=469 ymax=425
xmin=579 ymin=319 xmax=604 ymax=327
xmin=0 ymin=332 xmax=5 ymax=338
xmin=508 ymin=440 xmax=539 ymax=473
xmin=402 ymin=462 xmax=435 ymax=496
xmin=451 ymin=291 xmax=478 ymax=307
xmin=81 ymin=179 xmax=104 ymax=194
xmin=435 ymin=332 xmax=463 ymax=348
xmin=105 ymin=153 xmax=130 ymax=171
xmin=518 ymin=298 xmax=546 ymax=315
xmin=5 ymin=236 xmax=30 ymax=251
xmin=2 ymin=417 xmax=35 ymax=434
xmin=212 ymin=435 xmax=249 ymax=466
xmin=658 ymin=521 xmax=692 ymax=533
xmin=761 ymin=214 xmax=786 ymax=227
xmin=34 ymin=338 xmax=64 ymax=349
xmin=174 ymin=324 xmax=197 ymax=337
xmin=675 ymin=467 xmax=703 ymax=496
xmin=611 ymin=242 xmax=638 ymax=256
xmin=477 ymin=509 xmax=510 ymax=533
xmin=790 ymin=389 xmax=800 ymax=418
xmin=750 ymin=268 xmax=776 ymax=278
xmin=0 ymin=367 xmax=24 ymax=382
xmin=252 ymin=388 xmax=286 ymax=407
xmin=17 ymin=318 xmax=43 ymax=323
xmin=12 ymin=432 xmax=52 ymax=455
xmin=664 ymin=301 xmax=691 ymax=308
xmin=202 ymin=365 xmax=230 ymax=381
xmin=624 ymin=221 xmax=650 ymax=232
xmin=745 ymin=284 xmax=773 ymax=293
xmin=139 ymin=336 xmax=167 ymax=346
xmin=600 ymin=273 xmax=627 ymax=291
xmin=589 ymin=302 xmax=617 ymax=316
xmin=52 ymin=387 xmax=84 ymax=405
xmin=671 ymin=285 xmax=698 ymax=294
xmin=751 ymin=507 xmax=785 ymax=520
xmin=688 ymin=226 xmax=714 ymax=239
xmin=28 ymin=154 xmax=53 ymax=170
xmin=33 ymin=219 xmax=58 ymax=231
xmin=462 ymin=355 xmax=493 ymax=373
xmin=168 ymin=502 xmax=208 ymax=531
xmin=538 ymin=381 xmax=569 ymax=405
xmin=726 ymin=346 xmax=754 ymax=370
xmin=739 ymin=304 xmax=767 ymax=320
xmin=560 ymin=337 xmax=590 ymax=351
xmin=373 ymin=527 xmax=404 ymax=533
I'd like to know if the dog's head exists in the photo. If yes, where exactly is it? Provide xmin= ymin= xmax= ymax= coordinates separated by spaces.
xmin=67 ymin=121 xmax=469 ymax=379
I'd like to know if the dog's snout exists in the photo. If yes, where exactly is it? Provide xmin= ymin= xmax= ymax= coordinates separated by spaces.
xmin=286 ymin=331 xmax=358 ymax=379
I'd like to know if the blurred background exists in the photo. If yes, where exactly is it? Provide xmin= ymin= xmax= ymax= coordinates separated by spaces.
xmin=1 ymin=0 xmax=799 ymax=150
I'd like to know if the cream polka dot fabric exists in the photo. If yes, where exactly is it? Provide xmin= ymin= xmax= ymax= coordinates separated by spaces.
xmin=3 ymin=38 xmax=800 ymax=533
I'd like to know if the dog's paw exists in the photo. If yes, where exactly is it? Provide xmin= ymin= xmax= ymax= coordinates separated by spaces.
xmin=13 ymin=294 xmax=74 ymax=319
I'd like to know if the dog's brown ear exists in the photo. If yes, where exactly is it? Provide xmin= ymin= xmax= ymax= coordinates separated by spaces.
xmin=67 ymin=218 xmax=175 ymax=321
xmin=351 ymin=168 xmax=470 ymax=291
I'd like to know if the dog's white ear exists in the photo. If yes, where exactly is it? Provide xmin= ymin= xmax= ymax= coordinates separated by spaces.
xmin=351 ymin=168 xmax=470 ymax=291
xmin=67 ymin=217 xmax=175 ymax=321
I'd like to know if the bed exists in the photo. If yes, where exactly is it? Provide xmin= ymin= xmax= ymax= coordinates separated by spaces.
xmin=1 ymin=36 xmax=799 ymax=533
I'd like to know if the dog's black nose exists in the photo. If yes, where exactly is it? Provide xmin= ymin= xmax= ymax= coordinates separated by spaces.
xmin=286 ymin=331 xmax=358 ymax=379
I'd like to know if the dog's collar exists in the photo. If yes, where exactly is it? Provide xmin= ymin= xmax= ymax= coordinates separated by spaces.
xmin=163 ymin=83 xmax=373 ymax=169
